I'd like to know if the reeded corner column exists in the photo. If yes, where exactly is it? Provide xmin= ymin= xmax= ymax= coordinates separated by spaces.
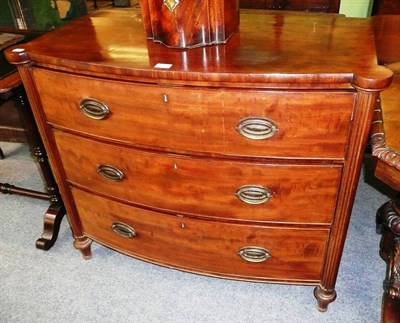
xmin=314 ymin=67 xmax=393 ymax=312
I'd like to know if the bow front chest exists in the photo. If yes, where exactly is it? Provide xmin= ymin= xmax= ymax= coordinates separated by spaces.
xmin=6 ymin=9 xmax=392 ymax=311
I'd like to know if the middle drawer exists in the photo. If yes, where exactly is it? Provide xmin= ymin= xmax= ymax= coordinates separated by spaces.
xmin=54 ymin=130 xmax=341 ymax=224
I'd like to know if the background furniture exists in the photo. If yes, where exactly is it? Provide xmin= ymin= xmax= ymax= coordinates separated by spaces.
xmin=0 ymin=30 xmax=65 ymax=250
xmin=239 ymin=0 xmax=340 ymax=12
xmin=371 ymin=14 xmax=400 ymax=323
xmin=1 ymin=31 xmax=40 ymax=144
xmin=372 ymin=0 xmax=400 ymax=15
xmin=372 ymin=72 xmax=400 ymax=323
xmin=0 ymin=0 xmax=87 ymax=30
xmin=92 ymin=0 xmax=114 ymax=9
xmin=6 ymin=8 xmax=392 ymax=311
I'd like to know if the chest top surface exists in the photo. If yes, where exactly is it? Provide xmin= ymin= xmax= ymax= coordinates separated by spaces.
xmin=7 ymin=9 xmax=392 ymax=90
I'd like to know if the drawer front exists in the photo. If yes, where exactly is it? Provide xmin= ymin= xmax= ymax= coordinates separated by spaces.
xmin=54 ymin=130 xmax=340 ymax=224
xmin=71 ymin=187 xmax=328 ymax=282
xmin=34 ymin=68 xmax=353 ymax=158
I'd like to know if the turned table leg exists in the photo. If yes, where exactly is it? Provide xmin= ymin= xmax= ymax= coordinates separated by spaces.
xmin=377 ymin=196 xmax=400 ymax=323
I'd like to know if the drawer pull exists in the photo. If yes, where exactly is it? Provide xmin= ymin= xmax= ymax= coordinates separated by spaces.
xmin=79 ymin=99 xmax=109 ymax=120
xmin=238 ymin=246 xmax=271 ymax=263
xmin=97 ymin=164 xmax=124 ymax=182
xmin=236 ymin=117 xmax=278 ymax=140
xmin=236 ymin=185 xmax=272 ymax=205
xmin=111 ymin=222 xmax=137 ymax=238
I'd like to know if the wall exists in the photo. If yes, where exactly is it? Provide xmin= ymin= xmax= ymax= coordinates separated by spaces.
xmin=0 ymin=2 xmax=15 ymax=28
xmin=340 ymin=0 xmax=374 ymax=17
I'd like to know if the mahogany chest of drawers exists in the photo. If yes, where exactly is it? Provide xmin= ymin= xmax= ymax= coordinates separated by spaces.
xmin=6 ymin=9 xmax=392 ymax=311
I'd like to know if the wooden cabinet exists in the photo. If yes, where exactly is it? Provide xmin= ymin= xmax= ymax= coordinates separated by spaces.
xmin=6 ymin=8 xmax=392 ymax=312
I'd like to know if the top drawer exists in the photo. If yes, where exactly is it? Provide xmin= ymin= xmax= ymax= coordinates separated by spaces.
xmin=33 ymin=68 xmax=354 ymax=159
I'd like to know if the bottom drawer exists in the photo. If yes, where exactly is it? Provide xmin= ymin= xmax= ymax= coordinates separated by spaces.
xmin=71 ymin=187 xmax=329 ymax=282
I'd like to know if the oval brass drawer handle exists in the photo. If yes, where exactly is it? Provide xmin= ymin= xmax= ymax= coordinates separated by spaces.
xmin=236 ymin=117 xmax=278 ymax=140
xmin=236 ymin=185 xmax=272 ymax=205
xmin=111 ymin=222 xmax=137 ymax=238
xmin=79 ymin=98 xmax=109 ymax=120
xmin=238 ymin=246 xmax=271 ymax=263
xmin=97 ymin=164 xmax=124 ymax=182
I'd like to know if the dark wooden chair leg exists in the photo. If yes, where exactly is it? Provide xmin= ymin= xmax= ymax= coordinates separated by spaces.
xmin=377 ymin=196 xmax=400 ymax=323
xmin=0 ymin=146 xmax=4 ymax=159
xmin=35 ymin=203 xmax=66 ymax=250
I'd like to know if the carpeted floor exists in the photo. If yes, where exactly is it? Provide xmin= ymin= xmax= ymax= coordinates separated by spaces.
xmin=0 ymin=140 xmax=396 ymax=322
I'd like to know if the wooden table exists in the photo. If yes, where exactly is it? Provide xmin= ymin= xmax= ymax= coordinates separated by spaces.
xmin=0 ymin=30 xmax=65 ymax=250
xmin=371 ymin=14 xmax=400 ymax=323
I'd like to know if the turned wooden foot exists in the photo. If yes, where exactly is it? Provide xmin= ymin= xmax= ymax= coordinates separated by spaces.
xmin=377 ymin=197 xmax=400 ymax=323
xmin=313 ymin=286 xmax=337 ymax=312
xmin=35 ymin=203 xmax=66 ymax=250
xmin=73 ymin=236 xmax=93 ymax=259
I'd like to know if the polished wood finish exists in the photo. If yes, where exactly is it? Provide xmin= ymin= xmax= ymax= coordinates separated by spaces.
xmin=140 ymin=0 xmax=239 ymax=48
xmin=239 ymin=0 xmax=340 ymax=12
xmin=6 ymin=9 xmax=393 ymax=311
xmin=371 ymin=14 xmax=400 ymax=323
